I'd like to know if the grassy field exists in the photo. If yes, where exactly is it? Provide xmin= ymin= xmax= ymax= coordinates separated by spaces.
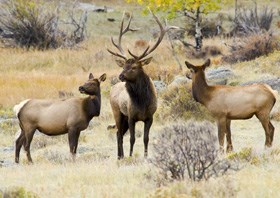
xmin=1 ymin=0 xmax=280 ymax=197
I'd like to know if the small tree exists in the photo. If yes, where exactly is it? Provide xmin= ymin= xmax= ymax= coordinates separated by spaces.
xmin=152 ymin=121 xmax=232 ymax=181
xmin=127 ymin=0 xmax=222 ymax=50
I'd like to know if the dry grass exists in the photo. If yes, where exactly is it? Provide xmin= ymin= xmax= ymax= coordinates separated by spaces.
xmin=1 ymin=1 xmax=280 ymax=197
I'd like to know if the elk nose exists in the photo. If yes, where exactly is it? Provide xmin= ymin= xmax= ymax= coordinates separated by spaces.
xmin=119 ymin=74 xmax=125 ymax=82
xmin=79 ymin=86 xmax=85 ymax=92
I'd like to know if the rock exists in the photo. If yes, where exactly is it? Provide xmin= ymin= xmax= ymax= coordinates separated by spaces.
xmin=168 ymin=75 xmax=191 ymax=87
xmin=208 ymin=79 xmax=228 ymax=85
xmin=153 ymin=80 xmax=167 ymax=93
xmin=206 ymin=67 xmax=235 ymax=80
xmin=110 ymin=76 xmax=120 ymax=86
xmin=241 ymin=77 xmax=280 ymax=92
xmin=76 ymin=3 xmax=113 ymax=12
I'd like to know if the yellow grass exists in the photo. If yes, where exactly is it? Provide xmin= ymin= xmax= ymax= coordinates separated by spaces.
xmin=1 ymin=0 xmax=280 ymax=197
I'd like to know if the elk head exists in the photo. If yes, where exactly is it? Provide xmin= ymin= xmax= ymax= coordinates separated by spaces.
xmin=107 ymin=10 xmax=178 ymax=82
xmin=185 ymin=59 xmax=211 ymax=80
xmin=79 ymin=73 xmax=106 ymax=95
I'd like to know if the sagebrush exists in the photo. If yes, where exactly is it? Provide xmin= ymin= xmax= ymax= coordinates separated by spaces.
xmin=0 ymin=0 xmax=87 ymax=49
xmin=152 ymin=121 xmax=233 ymax=181
xmin=156 ymin=83 xmax=213 ymax=122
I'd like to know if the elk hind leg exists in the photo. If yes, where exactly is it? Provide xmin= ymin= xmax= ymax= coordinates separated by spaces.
xmin=15 ymin=130 xmax=26 ymax=163
xmin=24 ymin=129 xmax=36 ymax=163
xmin=256 ymin=113 xmax=272 ymax=147
xmin=269 ymin=121 xmax=275 ymax=145
xmin=144 ymin=118 xmax=153 ymax=158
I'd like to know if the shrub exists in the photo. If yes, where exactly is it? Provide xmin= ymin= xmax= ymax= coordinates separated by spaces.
xmin=151 ymin=121 xmax=233 ymax=181
xmin=235 ymin=6 xmax=273 ymax=35
xmin=156 ymin=83 xmax=213 ymax=122
xmin=222 ymin=33 xmax=279 ymax=63
xmin=185 ymin=45 xmax=222 ymax=59
xmin=0 ymin=0 xmax=87 ymax=49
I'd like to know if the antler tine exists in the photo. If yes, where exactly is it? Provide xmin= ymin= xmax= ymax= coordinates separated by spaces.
xmin=108 ymin=12 xmax=139 ymax=60
xmin=107 ymin=48 xmax=127 ymax=60
xmin=128 ymin=46 xmax=150 ymax=60
xmin=132 ymin=9 xmax=179 ymax=61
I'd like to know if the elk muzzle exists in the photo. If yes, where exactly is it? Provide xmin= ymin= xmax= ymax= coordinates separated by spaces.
xmin=79 ymin=86 xmax=86 ymax=93
xmin=119 ymin=73 xmax=125 ymax=82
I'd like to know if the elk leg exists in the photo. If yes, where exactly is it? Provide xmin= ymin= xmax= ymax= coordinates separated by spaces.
xmin=117 ymin=130 xmax=123 ymax=159
xmin=256 ymin=113 xmax=272 ymax=147
xmin=116 ymin=114 xmax=128 ymax=159
xmin=269 ymin=121 xmax=275 ymax=144
xmin=68 ymin=129 xmax=81 ymax=160
xmin=217 ymin=119 xmax=227 ymax=152
xmin=144 ymin=118 xmax=153 ymax=158
xmin=226 ymin=119 xmax=233 ymax=152
xmin=24 ymin=129 xmax=36 ymax=163
xmin=128 ymin=119 xmax=136 ymax=157
xmin=15 ymin=130 xmax=25 ymax=163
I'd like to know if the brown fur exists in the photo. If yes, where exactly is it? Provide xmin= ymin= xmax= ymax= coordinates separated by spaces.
xmin=110 ymin=58 xmax=157 ymax=159
xmin=107 ymin=12 xmax=175 ymax=159
xmin=14 ymin=73 xmax=106 ymax=163
xmin=185 ymin=59 xmax=276 ymax=152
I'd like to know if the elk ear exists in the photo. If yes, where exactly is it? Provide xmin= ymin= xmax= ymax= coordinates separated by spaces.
xmin=202 ymin=59 xmax=211 ymax=70
xmin=185 ymin=61 xmax=197 ymax=71
xmin=115 ymin=59 xmax=125 ymax=67
xmin=89 ymin=73 xmax=94 ymax=79
xmin=140 ymin=57 xmax=153 ymax=66
xmin=99 ymin=73 xmax=107 ymax=82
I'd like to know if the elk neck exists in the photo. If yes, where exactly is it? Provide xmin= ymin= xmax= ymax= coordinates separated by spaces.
xmin=192 ymin=70 xmax=212 ymax=105
xmin=82 ymin=90 xmax=101 ymax=122
xmin=125 ymin=70 xmax=155 ymax=109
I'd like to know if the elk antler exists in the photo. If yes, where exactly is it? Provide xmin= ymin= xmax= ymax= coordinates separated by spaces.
xmin=128 ymin=9 xmax=179 ymax=61
xmin=107 ymin=12 xmax=138 ymax=60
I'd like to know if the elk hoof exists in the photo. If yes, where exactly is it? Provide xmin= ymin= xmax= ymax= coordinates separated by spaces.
xmin=226 ymin=145 xmax=233 ymax=153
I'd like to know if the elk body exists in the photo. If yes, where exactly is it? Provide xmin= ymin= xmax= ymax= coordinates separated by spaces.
xmin=108 ymin=12 xmax=178 ymax=159
xmin=14 ymin=73 xmax=106 ymax=163
xmin=185 ymin=59 xmax=277 ymax=152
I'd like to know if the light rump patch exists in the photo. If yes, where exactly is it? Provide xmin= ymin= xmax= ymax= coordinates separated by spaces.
xmin=13 ymin=99 xmax=31 ymax=117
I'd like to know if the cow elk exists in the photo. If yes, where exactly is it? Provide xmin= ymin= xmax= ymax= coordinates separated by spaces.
xmin=185 ymin=59 xmax=277 ymax=152
xmin=108 ymin=11 xmax=178 ymax=159
xmin=14 ymin=73 xmax=106 ymax=163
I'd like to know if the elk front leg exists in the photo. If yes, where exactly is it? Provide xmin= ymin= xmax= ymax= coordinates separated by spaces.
xmin=217 ymin=118 xmax=227 ymax=153
xmin=68 ymin=129 xmax=81 ymax=161
xmin=129 ymin=119 xmax=136 ymax=157
xmin=144 ymin=118 xmax=153 ymax=158
xmin=226 ymin=119 xmax=233 ymax=152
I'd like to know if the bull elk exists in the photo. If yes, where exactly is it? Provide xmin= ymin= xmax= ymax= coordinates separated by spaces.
xmin=14 ymin=73 xmax=106 ymax=163
xmin=108 ymin=12 xmax=178 ymax=159
xmin=185 ymin=59 xmax=277 ymax=152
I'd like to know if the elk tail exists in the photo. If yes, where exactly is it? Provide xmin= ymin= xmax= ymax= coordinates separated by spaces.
xmin=13 ymin=99 xmax=31 ymax=117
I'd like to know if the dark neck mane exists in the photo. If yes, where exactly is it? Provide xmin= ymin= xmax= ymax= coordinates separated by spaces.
xmin=125 ymin=71 xmax=154 ymax=109
xmin=192 ymin=71 xmax=211 ymax=105
xmin=83 ymin=91 xmax=101 ymax=122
